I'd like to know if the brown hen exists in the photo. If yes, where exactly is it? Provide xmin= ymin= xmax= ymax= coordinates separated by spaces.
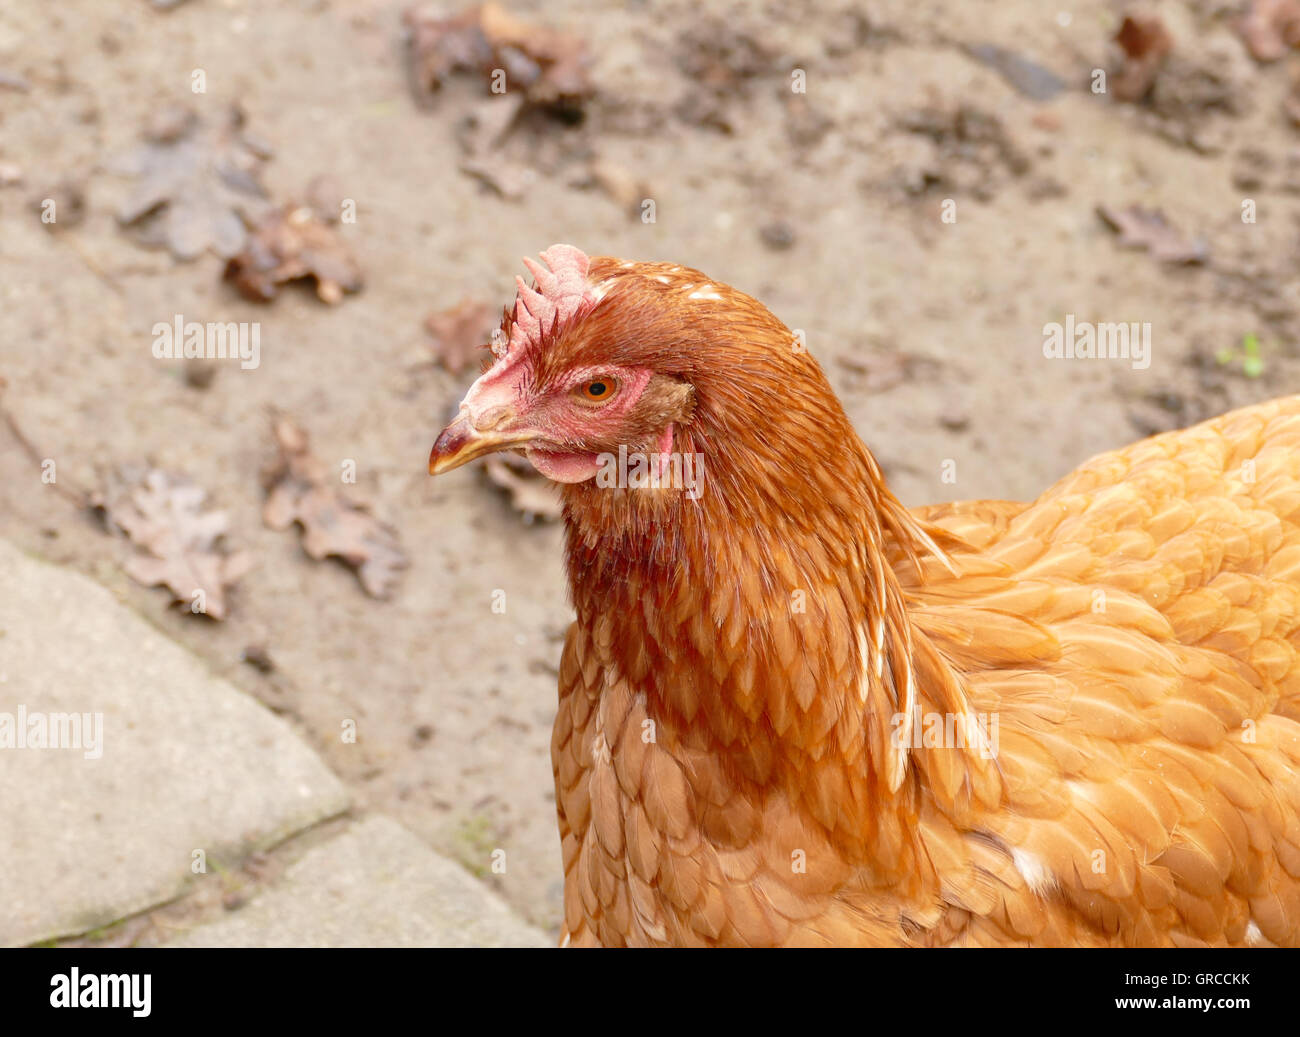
xmin=429 ymin=245 xmax=1300 ymax=947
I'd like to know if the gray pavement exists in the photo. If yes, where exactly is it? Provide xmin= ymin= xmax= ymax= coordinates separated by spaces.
xmin=0 ymin=538 xmax=546 ymax=948
xmin=165 ymin=817 xmax=549 ymax=947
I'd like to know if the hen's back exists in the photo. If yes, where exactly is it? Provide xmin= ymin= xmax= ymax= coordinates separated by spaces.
xmin=905 ymin=395 xmax=1300 ymax=945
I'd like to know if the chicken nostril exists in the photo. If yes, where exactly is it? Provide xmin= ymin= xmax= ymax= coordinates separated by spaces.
xmin=471 ymin=405 xmax=512 ymax=432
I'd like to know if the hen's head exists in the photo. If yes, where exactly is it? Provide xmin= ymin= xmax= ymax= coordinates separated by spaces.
xmin=429 ymin=247 xmax=954 ymax=799
xmin=429 ymin=243 xmax=839 ymax=505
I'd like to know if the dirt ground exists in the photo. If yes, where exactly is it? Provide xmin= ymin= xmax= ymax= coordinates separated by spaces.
xmin=2 ymin=0 xmax=1298 ymax=936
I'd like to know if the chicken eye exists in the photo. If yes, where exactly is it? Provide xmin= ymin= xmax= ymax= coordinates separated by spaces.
xmin=576 ymin=378 xmax=618 ymax=403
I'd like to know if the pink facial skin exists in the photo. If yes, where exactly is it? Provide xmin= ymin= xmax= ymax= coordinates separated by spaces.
xmin=455 ymin=361 xmax=665 ymax=484
xmin=525 ymin=446 xmax=605 ymax=483
xmin=528 ymin=422 xmax=676 ymax=483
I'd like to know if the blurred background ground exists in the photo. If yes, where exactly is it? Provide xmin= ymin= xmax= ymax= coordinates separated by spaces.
xmin=1 ymin=0 xmax=1298 ymax=938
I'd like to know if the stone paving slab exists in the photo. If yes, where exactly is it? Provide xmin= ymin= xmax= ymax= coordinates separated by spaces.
xmin=164 ymin=816 xmax=551 ymax=947
xmin=0 ymin=538 xmax=352 ymax=946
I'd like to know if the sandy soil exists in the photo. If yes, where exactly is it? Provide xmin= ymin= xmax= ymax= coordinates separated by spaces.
xmin=2 ymin=0 xmax=1298 ymax=934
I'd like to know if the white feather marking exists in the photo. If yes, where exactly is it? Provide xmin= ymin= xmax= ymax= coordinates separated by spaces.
xmin=1065 ymin=779 xmax=1092 ymax=801
xmin=902 ymin=666 xmax=916 ymax=735
xmin=1011 ymin=848 xmax=1056 ymax=895
xmin=887 ymin=659 xmax=915 ymax=793
xmin=687 ymin=287 xmax=722 ymax=300
xmin=872 ymin=578 xmax=886 ymax=679
xmin=589 ymin=677 xmax=616 ymax=766
xmin=912 ymin=524 xmax=958 ymax=576
xmin=653 ymin=274 xmax=670 ymax=284
xmin=855 ymin=626 xmax=870 ymax=704
xmin=1246 ymin=921 xmax=1264 ymax=946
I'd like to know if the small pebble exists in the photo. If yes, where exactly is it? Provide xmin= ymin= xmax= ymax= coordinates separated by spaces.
xmin=759 ymin=221 xmax=796 ymax=251
xmin=241 ymin=643 xmax=275 ymax=673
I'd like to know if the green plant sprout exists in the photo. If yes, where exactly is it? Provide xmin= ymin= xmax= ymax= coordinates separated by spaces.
xmin=1216 ymin=332 xmax=1264 ymax=379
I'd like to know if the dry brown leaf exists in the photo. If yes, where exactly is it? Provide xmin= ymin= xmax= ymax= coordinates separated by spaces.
xmin=1097 ymin=204 xmax=1208 ymax=265
xmin=1112 ymin=15 xmax=1174 ymax=102
xmin=261 ymin=417 xmax=406 ymax=598
xmin=404 ymin=2 xmax=592 ymax=113
xmin=1240 ymin=0 xmax=1300 ymax=62
xmin=100 ymin=468 xmax=251 ymax=620
xmin=425 ymin=299 xmax=496 ymax=374
xmin=483 ymin=453 xmax=562 ymax=522
xmin=224 ymin=202 xmax=363 ymax=304
xmin=113 ymin=103 xmax=271 ymax=260
xmin=1116 ymin=14 xmax=1174 ymax=60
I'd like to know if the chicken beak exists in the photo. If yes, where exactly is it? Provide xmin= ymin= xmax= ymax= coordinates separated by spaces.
xmin=428 ymin=409 xmax=539 ymax=475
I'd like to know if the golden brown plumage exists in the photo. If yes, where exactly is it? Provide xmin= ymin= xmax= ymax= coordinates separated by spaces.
xmin=430 ymin=245 xmax=1300 ymax=947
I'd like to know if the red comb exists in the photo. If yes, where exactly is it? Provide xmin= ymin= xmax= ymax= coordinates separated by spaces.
xmin=498 ymin=244 xmax=596 ymax=360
